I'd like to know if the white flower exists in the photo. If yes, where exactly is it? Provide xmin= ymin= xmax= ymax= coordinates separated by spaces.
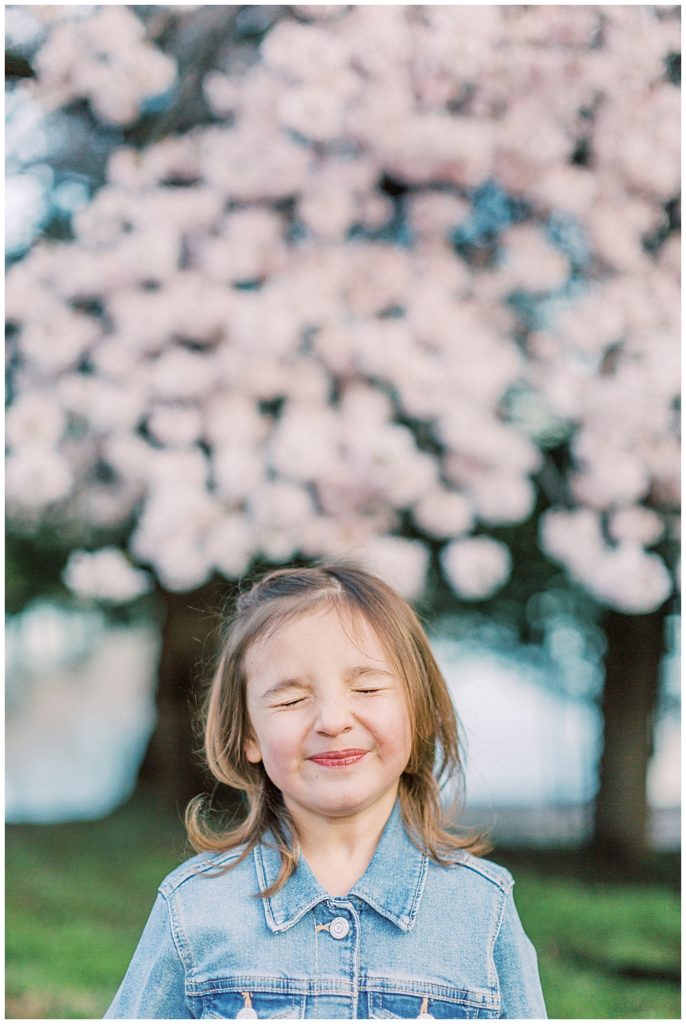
xmin=540 ymin=509 xmax=673 ymax=613
xmin=609 ymin=506 xmax=665 ymax=547
xmin=57 ymin=374 xmax=148 ymax=433
xmin=149 ymin=541 xmax=213 ymax=593
xmin=204 ymin=394 xmax=268 ymax=448
xmin=6 ymin=392 xmax=66 ymax=449
xmin=441 ymin=536 xmax=512 ymax=600
xmin=63 ymin=547 xmax=153 ymax=603
xmin=539 ymin=507 xmax=604 ymax=579
xmin=212 ymin=444 xmax=265 ymax=503
xmin=412 ymin=487 xmax=474 ymax=538
xmin=499 ymin=224 xmax=569 ymax=293
xmin=356 ymin=535 xmax=429 ymax=601
xmin=299 ymin=187 xmax=357 ymax=238
xmin=261 ymin=20 xmax=350 ymax=81
xmin=467 ymin=473 xmax=536 ymax=526
xmin=248 ymin=481 xmax=315 ymax=562
xmin=102 ymin=434 xmax=156 ymax=483
xmin=203 ymin=514 xmax=254 ymax=579
xmin=147 ymin=448 xmax=209 ymax=492
xmin=590 ymin=544 xmax=673 ymax=614
xmin=268 ymin=404 xmax=340 ymax=482
xmin=6 ymin=448 xmax=73 ymax=508
xmin=147 ymin=349 xmax=217 ymax=402
xmin=278 ymin=85 xmax=347 ymax=142
xmin=34 ymin=7 xmax=176 ymax=127
xmin=438 ymin=406 xmax=541 ymax=476
xmin=147 ymin=405 xmax=203 ymax=447
xmin=570 ymin=446 xmax=651 ymax=509
xmin=20 ymin=307 xmax=102 ymax=374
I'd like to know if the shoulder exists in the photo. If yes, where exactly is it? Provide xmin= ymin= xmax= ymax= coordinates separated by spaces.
xmin=436 ymin=849 xmax=515 ymax=895
xmin=159 ymin=845 xmax=250 ymax=898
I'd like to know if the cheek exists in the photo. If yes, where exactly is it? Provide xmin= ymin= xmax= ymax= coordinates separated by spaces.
xmin=254 ymin=722 xmax=302 ymax=774
xmin=370 ymin=702 xmax=413 ymax=759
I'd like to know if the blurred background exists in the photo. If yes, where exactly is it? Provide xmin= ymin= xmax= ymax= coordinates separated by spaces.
xmin=5 ymin=4 xmax=680 ymax=1019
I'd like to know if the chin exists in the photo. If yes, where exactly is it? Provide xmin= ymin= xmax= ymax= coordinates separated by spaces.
xmin=310 ymin=786 xmax=389 ymax=817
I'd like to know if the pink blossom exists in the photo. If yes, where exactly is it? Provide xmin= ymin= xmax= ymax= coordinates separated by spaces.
xmin=441 ymin=536 xmax=512 ymax=600
xmin=199 ymin=208 xmax=287 ymax=282
xmin=6 ymin=447 xmax=73 ymax=509
xmin=355 ymin=535 xmax=429 ymax=601
xmin=6 ymin=392 xmax=66 ymax=449
xmin=211 ymin=444 xmax=265 ymax=504
xmin=20 ymin=307 xmax=102 ymax=374
xmin=609 ymin=506 xmax=665 ymax=547
xmin=570 ymin=448 xmax=651 ymax=509
xmin=204 ymin=394 xmax=268 ymax=448
xmin=147 ymin=349 xmax=218 ymax=402
xmin=261 ymin=20 xmax=350 ymax=82
xmin=539 ymin=507 xmax=604 ymax=578
xmin=412 ymin=487 xmax=474 ymax=539
xmin=498 ymin=224 xmax=569 ymax=293
xmin=278 ymin=84 xmax=349 ymax=141
xmin=467 ymin=473 xmax=536 ymax=526
xmin=378 ymin=115 xmax=497 ymax=189
xmin=147 ymin=405 xmax=203 ymax=447
xmin=406 ymin=191 xmax=471 ymax=245
xmin=33 ymin=7 xmax=176 ymax=126
xmin=57 ymin=374 xmax=148 ymax=434
xmin=247 ymin=480 xmax=316 ymax=562
xmin=268 ymin=404 xmax=340 ymax=482
xmin=203 ymin=514 xmax=255 ymax=579
xmin=8 ymin=4 xmax=679 ymax=611
xmin=298 ymin=188 xmax=358 ymax=240
xmin=63 ymin=547 xmax=152 ymax=603
xmin=528 ymin=165 xmax=598 ymax=216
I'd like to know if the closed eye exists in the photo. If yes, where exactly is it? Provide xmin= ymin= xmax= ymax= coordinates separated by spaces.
xmin=354 ymin=688 xmax=383 ymax=694
xmin=275 ymin=697 xmax=306 ymax=708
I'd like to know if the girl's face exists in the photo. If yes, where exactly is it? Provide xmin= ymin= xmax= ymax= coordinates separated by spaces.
xmin=244 ymin=604 xmax=412 ymax=829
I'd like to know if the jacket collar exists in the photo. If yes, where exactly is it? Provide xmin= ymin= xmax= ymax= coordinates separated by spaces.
xmin=254 ymin=800 xmax=428 ymax=934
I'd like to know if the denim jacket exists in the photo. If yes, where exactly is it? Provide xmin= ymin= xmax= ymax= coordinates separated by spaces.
xmin=105 ymin=802 xmax=547 ymax=1019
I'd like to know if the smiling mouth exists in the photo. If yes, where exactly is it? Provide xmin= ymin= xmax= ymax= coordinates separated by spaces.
xmin=308 ymin=749 xmax=368 ymax=767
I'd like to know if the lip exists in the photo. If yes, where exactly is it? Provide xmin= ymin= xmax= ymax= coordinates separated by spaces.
xmin=308 ymin=749 xmax=368 ymax=767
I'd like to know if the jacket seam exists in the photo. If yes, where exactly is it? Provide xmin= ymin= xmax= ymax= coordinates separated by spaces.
xmin=161 ymin=886 xmax=197 ymax=980
xmin=454 ymin=855 xmax=514 ymax=894
xmin=487 ymin=884 xmax=510 ymax=1005
xmin=160 ymin=850 xmax=245 ymax=896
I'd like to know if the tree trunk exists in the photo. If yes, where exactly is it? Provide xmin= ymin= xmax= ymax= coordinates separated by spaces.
xmin=591 ymin=604 xmax=668 ymax=864
xmin=136 ymin=582 xmax=227 ymax=811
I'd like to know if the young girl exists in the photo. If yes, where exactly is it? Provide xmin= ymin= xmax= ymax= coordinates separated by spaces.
xmin=106 ymin=562 xmax=547 ymax=1019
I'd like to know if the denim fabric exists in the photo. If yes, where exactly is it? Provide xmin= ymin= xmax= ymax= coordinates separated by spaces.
xmin=105 ymin=802 xmax=547 ymax=1019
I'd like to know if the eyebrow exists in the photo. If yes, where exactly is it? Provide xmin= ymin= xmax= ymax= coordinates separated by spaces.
xmin=260 ymin=666 xmax=393 ymax=703
xmin=260 ymin=678 xmax=312 ymax=703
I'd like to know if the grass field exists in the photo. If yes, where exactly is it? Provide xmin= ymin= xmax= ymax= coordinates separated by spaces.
xmin=5 ymin=797 xmax=680 ymax=1019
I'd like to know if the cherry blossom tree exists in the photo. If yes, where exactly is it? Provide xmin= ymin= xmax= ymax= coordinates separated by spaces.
xmin=6 ymin=5 xmax=680 ymax=860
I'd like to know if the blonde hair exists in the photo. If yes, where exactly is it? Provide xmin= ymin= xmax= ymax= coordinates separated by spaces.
xmin=185 ymin=560 xmax=490 ymax=895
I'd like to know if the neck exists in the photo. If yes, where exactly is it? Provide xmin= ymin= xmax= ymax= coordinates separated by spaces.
xmin=287 ymin=788 xmax=398 ymax=873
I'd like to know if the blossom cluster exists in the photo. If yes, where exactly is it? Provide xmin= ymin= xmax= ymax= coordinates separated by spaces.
xmin=30 ymin=6 xmax=176 ymax=125
xmin=6 ymin=5 xmax=679 ymax=612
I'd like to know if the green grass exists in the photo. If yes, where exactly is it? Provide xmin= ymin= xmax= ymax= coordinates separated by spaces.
xmin=518 ymin=878 xmax=680 ymax=1017
xmin=6 ymin=798 xmax=189 ymax=1019
xmin=6 ymin=799 xmax=681 ymax=1018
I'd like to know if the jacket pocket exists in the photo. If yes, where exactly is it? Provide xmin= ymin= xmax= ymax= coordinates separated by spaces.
xmin=368 ymin=991 xmax=497 ymax=1019
xmin=202 ymin=989 xmax=307 ymax=1019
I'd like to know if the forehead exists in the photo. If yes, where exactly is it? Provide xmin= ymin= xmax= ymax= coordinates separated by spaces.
xmin=243 ymin=602 xmax=392 ymax=679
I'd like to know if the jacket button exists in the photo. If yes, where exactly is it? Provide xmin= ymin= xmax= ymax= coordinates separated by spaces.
xmin=329 ymin=916 xmax=350 ymax=939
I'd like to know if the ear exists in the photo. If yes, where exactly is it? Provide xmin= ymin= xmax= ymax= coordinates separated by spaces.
xmin=244 ymin=733 xmax=262 ymax=764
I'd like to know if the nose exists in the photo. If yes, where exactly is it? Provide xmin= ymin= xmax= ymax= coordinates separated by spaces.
xmin=314 ymin=693 xmax=354 ymax=736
